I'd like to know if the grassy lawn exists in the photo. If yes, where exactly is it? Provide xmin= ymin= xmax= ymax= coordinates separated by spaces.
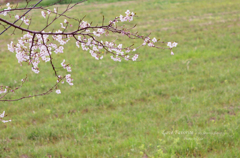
xmin=0 ymin=0 xmax=240 ymax=157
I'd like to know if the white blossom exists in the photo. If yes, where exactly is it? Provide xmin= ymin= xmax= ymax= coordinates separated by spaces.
xmin=56 ymin=89 xmax=61 ymax=94
xmin=41 ymin=11 xmax=46 ymax=18
xmin=0 ymin=111 xmax=11 ymax=123
xmin=167 ymin=42 xmax=178 ymax=48
xmin=152 ymin=37 xmax=157 ymax=43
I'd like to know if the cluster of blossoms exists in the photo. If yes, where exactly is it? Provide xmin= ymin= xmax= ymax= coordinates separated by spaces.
xmin=56 ymin=74 xmax=73 ymax=93
xmin=132 ymin=54 xmax=139 ymax=61
xmin=167 ymin=42 xmax=178 ymax=55
xmin=60 ymin=19 xmax=70 ymax=29
xmin=142 ymin=37 xmax=158 ymax=47
xmin=0 ymin=3 xmax=30 ymax=25
xmin=0 ymin=111 xmax=11 ymax=123
xmin=41 ymin=8 xmax=56 ymax=19
xmin=0 ymin=3 xmax=11 ymax=16
xmin=61 ymin=59 xmax=72 ymax=72
xmin=65 ymin=74 xmax=73 ymax=86
xmin=119 ymin=10 xmax=135 ymax=22
xmin=0 ymin=78 xmax=27 ymax=100
xmin=167 ymin=42 xmax=178 ymax=48
xmin=8 ymin=29 xmax=71 ymax=74
xmin=15 ymin=15 xmax=30 ymax=25
xmin=41 ymin=10 xmax=51 ymax=18
xmin=4 ymin=7 xmax=178 ymax=97
xmin=73 ymin=10 xmax=141 ymax=62
xmin=0 ymin=0 xmax=178 ymax=110
xmin=0 ymin=88 xmax=7 ymax=94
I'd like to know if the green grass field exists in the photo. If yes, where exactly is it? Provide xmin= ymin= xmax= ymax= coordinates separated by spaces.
xmin=1 ymin=0 xmax=240 ymax=157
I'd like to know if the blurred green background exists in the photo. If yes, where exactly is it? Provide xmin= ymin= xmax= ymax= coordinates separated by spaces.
xmin=0 ymin=0 xmax=240 ymax=157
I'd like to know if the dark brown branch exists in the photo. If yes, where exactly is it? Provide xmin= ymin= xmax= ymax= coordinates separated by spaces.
xmin=41 ymin=34 xmax=58 ymax=77
xmin=0 ymin=0 xmax=43 ymax=35
xmin=0 ymin=77 xmax=64 ymax=101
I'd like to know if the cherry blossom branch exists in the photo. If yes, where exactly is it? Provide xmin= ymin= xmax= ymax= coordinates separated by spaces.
xmin=40 ymin=0 xmax=86 ymax=31
xmin=41 ymin=34 xmax=59 ymax=77
xmin=0 ymin=0 xmax=43 ymax=35
xmin=0 ymin=0 xmax=179 ymax=124
xmin=0 ymin=76 xmax=65 ymax=101
xmin=0 ymin=2 xmax=178 ymax=103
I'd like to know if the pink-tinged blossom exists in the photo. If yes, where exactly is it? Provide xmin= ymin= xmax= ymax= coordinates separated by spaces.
xmin=144 ymin=37 xmax=150 ymax=43
xmin=66 ymin=66 xmax=72 ymax=72
xmin=109 ymin=42 xmax=114 ymax=47
xmin=60 ymin=23 xmax=66 ymax=29
xmin=125 ymin=49 xmax=130 ymax=53
xmin=111 ymin=55 xmax=121 ymax=62
xmin=93 ymin=31 xmax=100 ymax=37
xmin=80 ymin=21 xmax=90 ymax=28
xmin=119 ymin=10 xmax=135 ymax=22
xmin=167 ymin=42 xmax=171 ymax=47
xmin=109 ymin=20 xmax=116 ymax=25
xmin=76 ymin=41 xmax=80 ymax=48
xmin=118 ymin=44 xmax=122 ymax=49
xmin=0 ymin=89 xmax=7 ymax=94
xmin=21 ymin=16 xmax=25 ymax=21
xmin=152 ymin=37 xmax=157 ymax=43
xmin=171 ymin=51 xmax=174 ymax=55
xmin=119 ymin=15 xmax=123 ymax=21
xmin=41 ymin=11 xmax=46 ymax=18
xmin=0 ymin=111 xmax=5 ymax=118
xmin=32 ymin=67 xmax=39 ymax=74
xmin=52 ymin=30 xmax=70 ymax=45
xmin=1 ymin=4 xmax=11 ymax=16
xmin=64 ymin=19 xmax=67 ymax=23
xmin=66 ymin=74 xmax=73 ymax=85
xmin=15 ymin=15 xmax=20 ymax=19
xmin=132 ymin=54 xmax=139 ymax=61
xmin=98 ymin=45 xmax=103 ymax=49
xmin=61 ymin=60 xmax=72 ymax=72
xmin=47 ymin=9 xmax=51 ymax=15
xmin=125 ymin=55 xmax=130 ymax=61
xmin=24 ymin=19 xmax=29 ymax=25
xmin=148 ymin=42 xmax=154 ymax=47
xmin=7 ymin=41 xmax=14 ymax=52
xmin=125 ymin=10 xmax=130 ymax=15
xmin=128 ymin=16 xmax=133 ymax=22
xmin=55 ymin=46 xmax=64 ymax=54
xmin=54 ymin=8 xmax=57 ymax=13
xmin=1 ymin=11 xmax=7 ymax=16
xmin=167 ymin=42 xmax=178 ymax=48
xmin=92 ymin=46 xmax=98 ymax=51
xmin=0 ymin=111 xmax=11 ymax=123
xmin=97 ymin=28 xmax=104 ymax=34
xmin=2 ymin=120 xmax=11 ymax=123
xmin=56 ymin=89 xmax=61 ymax=94
xmin=172 ymin=42 xmax=178 ymax=47
xmin=61 ymin=59 xmax=66 ymax=68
